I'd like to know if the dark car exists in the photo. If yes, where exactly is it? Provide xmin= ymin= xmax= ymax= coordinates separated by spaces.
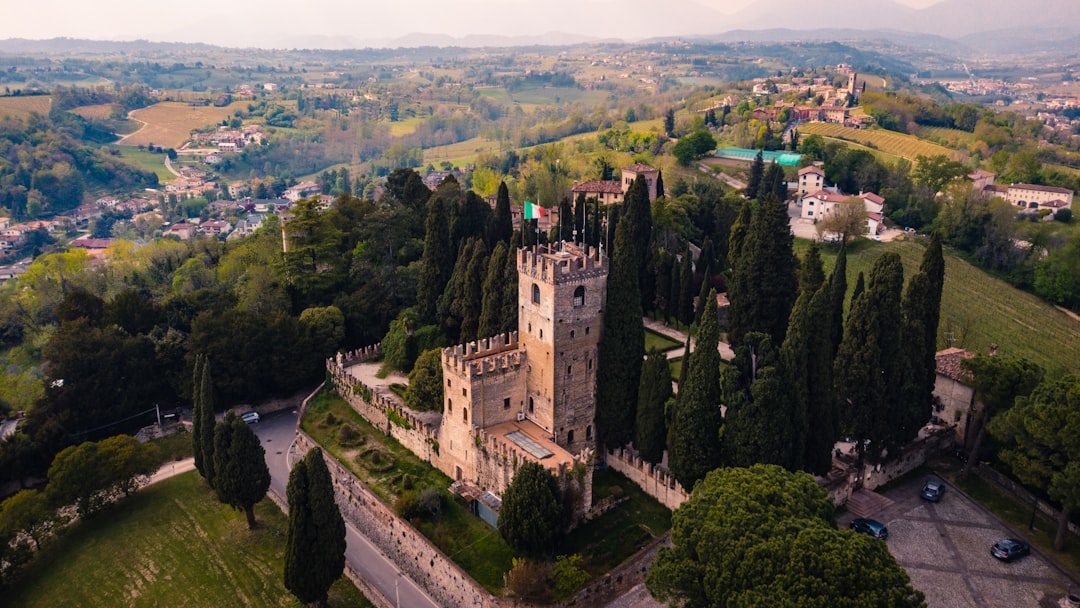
xmin=850 ymin=518 xmax=888 ymax=540
xmin=920 ymin=480 xmax=945 ymax=502
xmin=991 ymin=538 xmax=1030 ymax=562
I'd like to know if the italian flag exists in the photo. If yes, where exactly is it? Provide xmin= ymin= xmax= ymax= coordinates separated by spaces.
xmin=524 ymin=201 xmax=546 ymax=220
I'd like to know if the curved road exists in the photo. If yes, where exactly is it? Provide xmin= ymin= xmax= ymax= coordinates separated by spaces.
xmin=254 ymin=410 xmax=438 ymax=608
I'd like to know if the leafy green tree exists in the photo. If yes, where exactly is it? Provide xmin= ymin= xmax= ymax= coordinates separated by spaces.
xmin=635 ymin=349 xmax=672 ymax=464
xmin=596 ymin=177 xmax=650 ymax=449
xmin=417 ymin=197 xmax=455 ymax=324
xmin=647 ymin=464 xmax=925 ymax=608
xmin=285 ymin=448 xmax=346 ymax=608
xmin=299 ymin=305 xmax=345 ymax=361
xmin=1034 ymin=233 xmax=1080 ymax=313
xmin=96 ymin=434 xmax=159 ymax=498
xmin=405 ymin=348 xmax=444 ymax=412
xmin=46 ymin=441 xmax=107 ymax=517
xmin=213 ymin=414 xmax=271 ymax=529
xmin=989 ymin=375 xmax=1080 ymax=550
xmin=727 ymin=194 xmax=797 ymax=346
xmin=911 ymin=154 xmax=967 ymax=194
xmin=668 ymin=291 xmax=722 ymax=489
xmin=960 ymin=354 xmax=1044 ymax=479
xmin=498 ymin=461 xmax=564 ymax=558
xmin=0 ymin=490 xmax=53 ymax=550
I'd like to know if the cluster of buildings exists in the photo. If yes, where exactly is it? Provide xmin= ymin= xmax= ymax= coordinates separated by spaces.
xmin=189 ymin=124 xmax=264 ymax=153
xmin=796 ymin=165 xmax=886 ymax=235
xmin=970 ymin=169 xmax=1074 ymax=214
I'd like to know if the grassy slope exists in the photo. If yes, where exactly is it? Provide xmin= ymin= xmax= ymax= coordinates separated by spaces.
xmin=797 ymin=237 xmax=1080 ymax=375
xmin=108 ymin=145 xmax=175 ymax=182
xmin=0 ymin=96 xmax=52 ymax=120
xmin=5 ymin=472 xmax=371 ymax=608
xmin=122 ymin=101 xmax=249 ymax=148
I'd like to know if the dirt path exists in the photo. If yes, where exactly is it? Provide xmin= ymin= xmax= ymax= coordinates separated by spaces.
xmin=146 ymin=457 xmax=196 ymax=486
xmin=115 ymin=109 xmax=148 ymax=144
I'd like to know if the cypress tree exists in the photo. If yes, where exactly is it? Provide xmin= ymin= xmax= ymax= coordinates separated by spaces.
xmin=655 ymin=169 xmax=665 ymax=199
xmin=285 ymin=448 xmax=346 ymax=608
xmin=745 ymin=150 xmax=765 ymax=200
xmin=827 ymin=243 xmax=848 ymax=359
xmin=798 ymin=242 xmax=825 ymax=298
xmin=695 ymin=264 xmax=712 ymax=326
xmin=668 ymin=290 xmax=723 ymax=489
xmin=635 ymin=348 xmax=672 ymax=464
xmin=783 ymin=280 xmax=837 ymax=475
xmin=439 ymin=238 xmax=476 ymax=343
xmin=834 ymin=253 xmax=904 ymax=462
xmin=665 ymin=252 xmax=680 ymax=324
xmin=192 ymin=354 xmax=208 ymax=479
xmin=478 ymin=241 xmax=509 ymax=339
xmin=487 ymin=181 xmax=513 ymax=247
xmin=213 ymin=414 xmax=271 ymax=529
xmin=458 ymin=240 xmax=488 ymax=343
xmin=849 ymin=272 xmax=865 ymax=315
xmin=553 ymin=197 xmax=574 ymax=243
xmin=698 ymin=237 xmax=715 ymax=276
xmin=727 ymin=193 xmax=797 ymax=346
xmin=727 ymin=200 xmax=752 ymax=272
xmin=596 ymin=179 xmax=650 ymax=449
xmin=500 ymin=244 xmax=519 ymax=334
xmin=677 ymin=248 xmax=695 ymax=327
xmin=761 ymin=162 xmax=783 ymax=203
xmin=417 ymin=197 xmax=454 ymax=324
xmin=192 ymin=355 xmax=217 ymax=487
xmin=498 ymin=461 xmax=564 ymax=558
xmin=574 ymin=192 xmax=587 ymax=244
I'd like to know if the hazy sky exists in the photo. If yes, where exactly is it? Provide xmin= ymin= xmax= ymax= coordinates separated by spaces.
xmin=2 ymin=0 xmax=946 ymax=47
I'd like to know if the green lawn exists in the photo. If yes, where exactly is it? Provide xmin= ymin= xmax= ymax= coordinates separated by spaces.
xmin=301 ymin=388 xmax=514 ymax=593
xmin=797 ymin=238 xmax=1080 ymax=375
xmin=5 ymin=472 xmax=371 ymax=608
xmin=644 ymin=328 xmax=682 ymax=353
xmin=108 ymin=145 xmax=174 ymax=182
xmin=564 ymin=468 xmax=671 ymax=576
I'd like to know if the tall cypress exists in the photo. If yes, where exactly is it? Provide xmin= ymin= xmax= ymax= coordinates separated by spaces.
xmin=193 ymin=355 xmax=217 ymax=487
xmin=458 ymin=240 xmax=488 ymax=343
xmin=417 ymin=197 xmax=454 ymax=324
xmin=727 ymin=193 xmax=797 ymax=346
xmin=695 ymin=264 xmax=712 ymax=326
xmin=479 ymin=241 xmax=509 ymax=339
xmin=487 ymin=181 xmax=513 ymax=247
xmin=798 ymin=242 xmax=825 ymax=298
xmin=745 ymin=150 xmax=765 ymax=201
xmin=192 ymin=354 xmax=207 ymax=479
xmin=214 ymin=415 xmax=271 ymax=529
xmin=783 ymin=280 xmax=837 ymax=475
xmin=635 ymin=348 xmax=672 ymax=465
xmin=761 ymin=162 xmax=783 ymax=203
xmin=655 ymin=169 xmax=665 ymax=199
xmin=727 ymin=200 xmax=752 ymax=272
xmin=827 ymin=243 xmax=848 ymax=359
xmin=500 ymin=244 xmax=520 ymax=335
xmin=677 ymin=248 xmax=695 ymax=327
xmin=668 ymin=290 xmax=723 ymax=489
xmin=285 ymin=448 xmax=346 ymax=608
xmin=596 ymin=178 xmax=650 ymax=449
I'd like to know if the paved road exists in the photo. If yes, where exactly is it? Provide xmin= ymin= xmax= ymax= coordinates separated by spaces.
xmin=838 ymin=473 xmax=1077 ymax=608
xmin=254 ymin=410 xmax=438 ymax=608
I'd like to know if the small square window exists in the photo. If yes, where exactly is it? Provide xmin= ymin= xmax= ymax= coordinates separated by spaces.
xmin=462 ymin=387 xmax=467 ymax=397
xmin=503 ymin=397 xmax=511 ymax=410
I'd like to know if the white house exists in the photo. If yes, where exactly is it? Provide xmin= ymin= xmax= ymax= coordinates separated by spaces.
xmin=797 ymin=166 xmax=825 ymax=200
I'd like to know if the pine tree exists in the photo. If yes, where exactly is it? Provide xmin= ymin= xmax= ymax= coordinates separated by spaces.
xmin=635 ymin=349 xmax=672 ymax=464
xmin=284 ymin=448 xmax=346 ymax=608
xmin=213 ymin=413 xmax=271 ymax=529
xmin=417 ymin=197 xmax=454 ymax=324
xmin=478 ymin=241 xmax=509 ymax=339
xmin=487 ymin=181 xmax=513 ymax=247
xmin=439 ymin=238 xmax=477 ymax=343
xmin=727 ymin=193 xmax=797 ymax=346
xmin=668 ymin=290 xmax=723 ymax=489
xmin=745 ymin=150 xmax=765 ymax=200
xmin=596 ymin=179 xmax=649 ymax=449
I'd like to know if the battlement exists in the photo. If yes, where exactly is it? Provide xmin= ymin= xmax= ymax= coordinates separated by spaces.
xmin=442 ymin=332 xmax=523 ymax=377
xmin=518 ymin=242 xmax=608 ymax=286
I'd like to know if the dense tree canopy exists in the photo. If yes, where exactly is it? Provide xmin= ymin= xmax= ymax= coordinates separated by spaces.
xmin=497 ymin=461 xmax=564 ymax=559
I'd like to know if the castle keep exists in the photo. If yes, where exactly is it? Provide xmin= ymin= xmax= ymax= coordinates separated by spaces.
xmin=439 ymin=242 xmax=608 ymax=496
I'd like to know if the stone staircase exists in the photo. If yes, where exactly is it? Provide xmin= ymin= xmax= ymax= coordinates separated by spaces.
xmin=846 ymin=489 xmax=894 ymax=519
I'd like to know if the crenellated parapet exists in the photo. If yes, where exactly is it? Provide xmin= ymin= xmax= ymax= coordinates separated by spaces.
xmin=442 ymin=332 xmax=522 ymax=378
xmin=517 ymin=243 xmax=608 ymax=286
xmin=328 ymin=343 xmax=383 ymax=369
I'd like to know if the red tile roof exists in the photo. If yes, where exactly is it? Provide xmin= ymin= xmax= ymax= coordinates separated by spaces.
xmin=935 ymin=348 xmax=974 ymax=382
xmin=862 ymin=192 xmax=885 ymax=204
xmin=799 ymin=166 xmax=825 ymax=176
xmin=1010 ymin=183 xmax=1073 ymax=195
xmin=571 ymin=180 xmax=623 ymax=194
xmin=622 ymin=164 xmax=657 ymax=173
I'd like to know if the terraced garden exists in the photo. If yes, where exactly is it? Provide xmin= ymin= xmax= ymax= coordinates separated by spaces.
xmin=799 ymin=122 xmax=960 ymax=162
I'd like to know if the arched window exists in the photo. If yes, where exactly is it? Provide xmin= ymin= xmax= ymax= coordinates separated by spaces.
xmin=586 ymin=425 xmax=592 ymax=440
xmin=532 ymin=283 xmax=540 ymax=304
xmin=529 ymin=397 xmax=535 ymax=413
xmin=463 ymin=408 xmax=468 ymax=423
xmin=567 ymin=430 xmax=574 ymax=444
xmin=447 ymin=399 xmax=453 ymax=413
xmin=573 ymin=285 xmax=585 ymax=307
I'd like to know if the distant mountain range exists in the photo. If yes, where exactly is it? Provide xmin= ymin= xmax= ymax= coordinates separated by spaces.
xmin=1 ymin=0 xmax=1077 ymax=54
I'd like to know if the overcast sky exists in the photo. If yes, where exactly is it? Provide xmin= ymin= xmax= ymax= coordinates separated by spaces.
xmin=2 ymin=0 xmax=946 ymax=48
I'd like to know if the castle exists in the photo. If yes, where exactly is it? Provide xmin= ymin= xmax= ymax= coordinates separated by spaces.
xmin=438 ymin=242 xmax=608 ymax=500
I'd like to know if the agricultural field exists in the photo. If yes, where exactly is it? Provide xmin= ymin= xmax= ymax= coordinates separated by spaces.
xmin=798 ymin=122 xmax=960 ymax=162
xmin=422 ymin=135 xmax=502 ymax=165
xmin=389 ymin=115 xmax=423 ymax=137
xmin=4 ymin=472 xmax=371 ymax=608
xmin=119 ymin=101 xmax=249 ymax=148
xmin=108 ymin=145 xmax=174 ymax=182
xmin=916 ymin=126 xmax=976 ymax=149
xmin=798 ymin=238 xmax=1080 ymax=376
xmin=70 ymin=103 xmax=116 ymax=120
xmin=0 ymin=95 xmax=51 ymax=120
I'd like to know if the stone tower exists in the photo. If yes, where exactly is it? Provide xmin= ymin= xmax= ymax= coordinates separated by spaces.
xmin=517 ymin=242 xmax=608 ymax=455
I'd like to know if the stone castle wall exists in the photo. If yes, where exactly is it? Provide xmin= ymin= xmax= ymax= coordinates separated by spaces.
xmin=604 ymin=447 xmax=690 ymax=511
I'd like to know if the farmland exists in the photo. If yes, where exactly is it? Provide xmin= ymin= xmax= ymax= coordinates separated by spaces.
xmin=5 ymin=471 xmax=371 ymax=608
xmin=0 ymin=95 xmax=51 ymax=120
xmin=70 ymin=103 xmax=116 ymax=120
xmin=108 ymin=145 xmax=175 ymax=182
xmin=422 ymin=135 xmax=502 ymax=165
xmin=120 ymin=101 xmax=249 ymax=148
xmin=798 ymin=122 xmax=960 ymax=162
xmin=798 ymin=238 xmax=1080 ymax=376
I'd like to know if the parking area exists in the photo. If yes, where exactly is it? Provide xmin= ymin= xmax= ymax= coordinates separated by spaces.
xmin=839 ymin=475 xmax=1076 ymax=608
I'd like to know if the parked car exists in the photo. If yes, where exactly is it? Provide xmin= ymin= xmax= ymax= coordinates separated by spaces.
xmin=921 ymin=480 xmax=945 ymax=502
xmin=241 ymin=411 xmax=260 ymax=424
xmin=991 ymin=538 xmax=1030 ymax=562
xmin=850 ymin=518 xmax=888 ymax=540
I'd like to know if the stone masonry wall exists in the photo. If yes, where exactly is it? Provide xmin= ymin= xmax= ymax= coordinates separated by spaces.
xmin=605 ymin=447 xmax=690 ymax=511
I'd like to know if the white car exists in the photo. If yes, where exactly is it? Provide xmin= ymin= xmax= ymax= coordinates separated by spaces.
xmin=241 ymin=411 xmax=260 ymax=424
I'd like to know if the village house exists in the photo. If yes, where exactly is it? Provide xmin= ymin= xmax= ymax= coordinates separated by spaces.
xmin=283 ymin=181 xmax=321 ymax=202
xmin=570 ymin=180 xmax=625 ymax=206
xmin=797 ymin=165 xmax=825 ymax=200
xmin=200 ymin=219 xmax=232 ymax=237
xmin=801 ymin=189 xmax=886 ymax=235
xmin=933 ymin=347 xmax=977 ymax=449
xmin=971 ymin=171 xmax=1075 ymax=214
xmin=69 ymin=238 xmax=115 ymax=258
xmin=163 ymin=223 xmax=199 ymax=240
